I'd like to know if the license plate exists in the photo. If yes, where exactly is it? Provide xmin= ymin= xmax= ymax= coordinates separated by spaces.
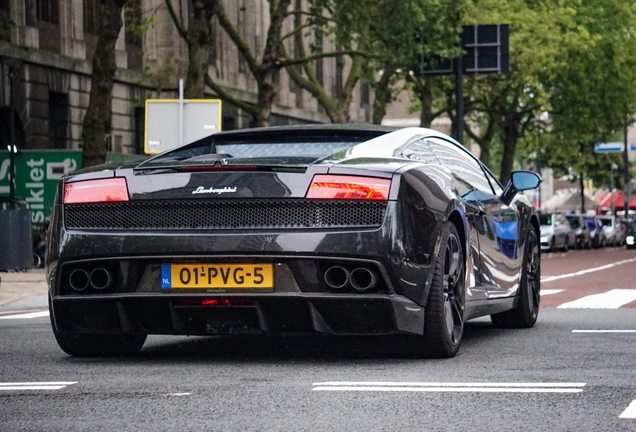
xmin=161 ymin=264 xmax=274 ymax=289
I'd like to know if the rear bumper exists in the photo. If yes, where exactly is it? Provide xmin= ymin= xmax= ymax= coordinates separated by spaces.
xmin=49 ymin=293 xmax=425 ymax=336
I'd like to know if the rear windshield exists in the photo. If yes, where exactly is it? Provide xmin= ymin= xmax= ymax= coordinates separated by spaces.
xmin=145 ymin=129 xmax=389 ymax=163
xmin=539 ymin=215 xmax=552 ymax=225
xmin=214 ymin=142 xmax=352 ymax=158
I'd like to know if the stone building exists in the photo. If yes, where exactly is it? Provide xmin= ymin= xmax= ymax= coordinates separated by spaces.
xmin=0 ymin=0 xmax=372 ymax=155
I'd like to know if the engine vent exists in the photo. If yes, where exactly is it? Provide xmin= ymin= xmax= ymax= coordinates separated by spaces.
xmin=64 ymin=199 xmax=387 ymax=230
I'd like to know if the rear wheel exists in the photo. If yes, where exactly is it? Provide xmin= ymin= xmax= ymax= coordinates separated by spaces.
xmin=49 ymin=300 xmax=146 ymax=357
xmin=491 ymin=225 xmax=540 ymax=328
xmin=420 ymin=223 xmax=465 ymax=358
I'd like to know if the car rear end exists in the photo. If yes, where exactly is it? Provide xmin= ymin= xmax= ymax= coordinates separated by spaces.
xmin=47 ymin=132 xmax=444 ymax=339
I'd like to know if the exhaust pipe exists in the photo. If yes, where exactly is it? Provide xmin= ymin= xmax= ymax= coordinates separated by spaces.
xmin=324 ymin=266 xmax=350 ymax=289
xmin=89 ymin=268 xmax=112 ymax=290
xmin=69 ymin=269 xmax=89 ymax=292
xmin=350 ymin=268 xmax=379 ymax=292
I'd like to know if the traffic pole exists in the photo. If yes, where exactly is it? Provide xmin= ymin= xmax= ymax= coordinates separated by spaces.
xmin=624 ymin=117 xmax=631 ymax=218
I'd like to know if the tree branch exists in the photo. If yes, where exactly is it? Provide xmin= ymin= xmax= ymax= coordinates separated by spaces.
xmin=165 ymin=0 xmax=190 ymax=44
xmin=215 ymin=1 xmax=262 ymax=78
xmin=204 ymin=74 xmax=257 ymax=116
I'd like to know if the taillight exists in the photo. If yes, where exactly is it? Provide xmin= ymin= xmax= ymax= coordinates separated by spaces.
xmin=306 ymin=175 xmax=391 ymax=200
xmin=63 ymin=178 xmax=129 ymax=203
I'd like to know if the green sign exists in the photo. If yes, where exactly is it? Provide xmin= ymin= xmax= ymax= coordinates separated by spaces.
xmin=0 ymin=150 xmax=82 ymax=224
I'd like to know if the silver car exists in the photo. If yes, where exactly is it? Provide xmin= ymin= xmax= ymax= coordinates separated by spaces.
xmin=596 ymin=215 xmax=624 ymax=246
xmin=540 ymin=213 xmax=576 ymax=252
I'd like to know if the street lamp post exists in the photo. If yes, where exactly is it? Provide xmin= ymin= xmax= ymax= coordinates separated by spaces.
xmin=611 ymin=162 xmax=618 ymax=216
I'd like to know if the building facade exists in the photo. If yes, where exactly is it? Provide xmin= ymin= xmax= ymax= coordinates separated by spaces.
xmin=0 ymin=0 xmax=372 ymax=155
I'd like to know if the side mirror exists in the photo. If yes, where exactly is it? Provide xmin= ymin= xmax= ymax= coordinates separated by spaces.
xmin=500 ymin=171 xmax=542 ymax=205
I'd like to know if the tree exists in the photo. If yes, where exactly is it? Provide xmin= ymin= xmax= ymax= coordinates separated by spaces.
xmin=528 ymin=0 xmax=636 ymax=194
xmin=460 ymin=0 xmax=591 ymax=183
xmin=166 ymin=0 xmax=218 ymax=98
xmin=167 ymin=0 xmax=296 ymax=126
xmin=82 ymin=0 xmax=129 ymax=168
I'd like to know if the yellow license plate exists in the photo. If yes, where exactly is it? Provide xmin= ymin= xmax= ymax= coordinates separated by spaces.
xmin=162 ymin=264 xmax=274 ymax=289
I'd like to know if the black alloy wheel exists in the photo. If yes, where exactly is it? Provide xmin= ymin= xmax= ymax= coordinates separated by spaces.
xmin=491 ymin=225 xmax=540 ymax=328
xmin=421 ymin=222 xmax=465 ymax=358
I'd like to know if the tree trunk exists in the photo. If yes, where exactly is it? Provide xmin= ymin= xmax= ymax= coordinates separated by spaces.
xmin=184 ymin=0 xmax=218 ymax=99
xmin=371 ymin=64 xmax=394 ymax=125
xmin=81 ymin=0 xmax=127 ymax=168
xmin=416 ymin=77 xmax=434 ymax=127
xmin=579 ymin=174 xmax=586 ymax=214
xmin=499 ymin=115 xmax=519 ymax=185
xmin=254 ymin=74 xmax=276 ymax=127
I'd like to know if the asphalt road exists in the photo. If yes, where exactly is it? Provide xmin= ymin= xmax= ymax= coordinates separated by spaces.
xmin=1 ymin=246 xmax=636 ymax=431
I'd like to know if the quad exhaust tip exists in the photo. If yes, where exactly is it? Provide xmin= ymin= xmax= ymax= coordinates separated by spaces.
xmin=69 ymin=269 xmax=89 ymax=292
xmin=324 ymin=266 xmax=350 ymax=289
xmin=89 ymin=268 xmax=112 ymax=290
xmin=324 ymin=266 xmax=380 ymax=292
xmin=349 ymin=267 xmax=379 ymax=292
xmin=69 ymin=267 xmax=113 ymax=291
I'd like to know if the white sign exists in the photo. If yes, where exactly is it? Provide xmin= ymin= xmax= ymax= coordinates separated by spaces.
xmin=144 ymin=99 xmax=222 ymax=154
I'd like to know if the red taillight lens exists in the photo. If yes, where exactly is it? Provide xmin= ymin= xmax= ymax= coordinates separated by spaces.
xmin=306 ymin=175 xmax=391 ymax=200
xmin=63 ymin=178 xmax=129 ymax=203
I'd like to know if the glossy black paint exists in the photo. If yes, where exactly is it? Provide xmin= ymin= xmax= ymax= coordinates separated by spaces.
xmin=47 ymin=126 xmax=540 ymax=338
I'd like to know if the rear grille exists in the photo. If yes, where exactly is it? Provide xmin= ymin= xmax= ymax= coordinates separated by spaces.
xmin=64 ymin=199 xmax=387 ymax=230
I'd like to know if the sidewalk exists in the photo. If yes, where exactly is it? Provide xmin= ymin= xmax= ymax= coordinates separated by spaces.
xmin=0 ymin=269 xmax=48 ymax=310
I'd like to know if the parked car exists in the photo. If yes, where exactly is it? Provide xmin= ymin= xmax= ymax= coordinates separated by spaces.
xmin=585 ymin=216 xmax=605 ymax=248
xmin=625 ymin=215 xmax=636 ymax=249
xmin=596 ymin=215 xmax=624 ymax=246
xmin=565 ymin=214 xmax=591 ymax=249
xmin=46 ymin=125 xmax=542 ymax=359
xmin=540 ymin=213 xmax=575 ymax=252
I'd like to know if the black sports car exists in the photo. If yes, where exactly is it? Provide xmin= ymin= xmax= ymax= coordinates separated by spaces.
xmin=47 ymin=125 xmax=541 ymax=358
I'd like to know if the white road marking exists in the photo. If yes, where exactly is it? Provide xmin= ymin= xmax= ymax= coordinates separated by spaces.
xmin=541 ymin=258 xmax=636 ymax=283
xmin=557 ymin=289 xmax=636 ymax=309
xmin=0 ymin=381 xmax=77 ymax=391
xmin=540 ymin=289 xmax=563 ymax=296
xmin=573 ymin=330 xmax=636 ymax=333
xmin=312 ymin=382 xmax=585 ymax=393
xmin=0 ymin=311 xmax=50 ymax=320
xmin=620 ymin=400 xmax=636 ymax=418
xmin=167 ymin=392 xmax=191 ymax=396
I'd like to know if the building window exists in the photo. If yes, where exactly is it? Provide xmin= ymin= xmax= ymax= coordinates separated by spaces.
xmin=36 ymin=0 xmax=59 ymax=24
xmin=48 ymin=92 xmax=68 ymax=149
xmin=83 ymin=0 xmax=101 ymax=34
xmin=133 ymin=107 xmax=144 ymax=154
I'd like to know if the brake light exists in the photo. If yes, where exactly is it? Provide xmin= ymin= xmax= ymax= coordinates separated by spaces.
xmin=63 ymin=178 xmax=129 ymax=203
xmin=306 ymin=175 xmax=391 ymax=200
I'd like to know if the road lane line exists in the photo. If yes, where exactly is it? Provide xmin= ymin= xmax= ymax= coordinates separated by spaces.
xmin=573 ymin=330 xmax=636 ymax=333
xmin=0 ymin=381 xmax=77 ymax=391
xmin=557 ymin=289 xmax=636 ymax=309
xmin=620 ymin=400 xmax=636 ymax=418
xmin=541 ymin=257 xmax=636 ymax=283
xmin=312 ymin=382 xmax=585 ymax=393
xmin=540 ymin=289 xmax=563 ymax=296
xmin=313 ymin=382 xmax=586 ymax=387
xmin=313 ymin=387 xmax=583 ymax=393
xmin=0 ymin=311 xmax=50 ymax=320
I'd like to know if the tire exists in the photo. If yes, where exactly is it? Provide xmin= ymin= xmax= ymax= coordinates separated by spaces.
xmin=49 ymin=300 xmax=146 ymax=357
xmin=562 ymin=237 xmax=569 ymax=252
xmin=420 ymin=222 xmax=465 ymax=358
xmin=491 ymin=225 xmax=540 ymax=328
